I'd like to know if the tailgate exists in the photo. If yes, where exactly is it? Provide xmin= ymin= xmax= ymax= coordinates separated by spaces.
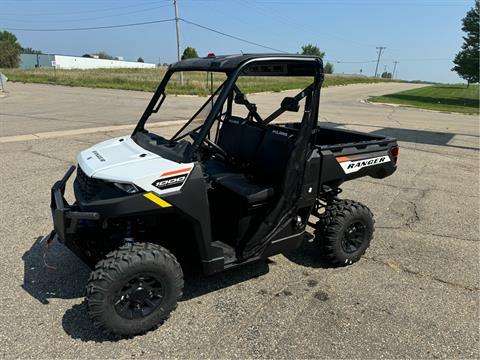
xmin=318 ymin=141 xmax=399 ymax=185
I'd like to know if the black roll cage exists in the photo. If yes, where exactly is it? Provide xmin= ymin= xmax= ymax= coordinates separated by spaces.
xmin=132 ymin=56 xmax=324 ymax=160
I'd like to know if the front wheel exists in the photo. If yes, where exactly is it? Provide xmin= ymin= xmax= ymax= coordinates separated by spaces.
xmin=314 ymin=200 xmax=374 ymax=267
xmin=86 ymin=242 xmax=183 ymax=337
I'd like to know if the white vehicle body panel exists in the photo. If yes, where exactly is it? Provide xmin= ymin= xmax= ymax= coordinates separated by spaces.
xmin=78 ymin=136 xmax=194 ymax=195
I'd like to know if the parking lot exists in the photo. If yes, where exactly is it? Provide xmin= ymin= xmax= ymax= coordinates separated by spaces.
xmin=0 ymin=82 xmax=478 ymax=358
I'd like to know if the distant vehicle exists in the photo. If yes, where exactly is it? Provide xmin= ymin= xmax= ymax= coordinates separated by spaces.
xmin=47 ymin=54 xmax=399 ymax=337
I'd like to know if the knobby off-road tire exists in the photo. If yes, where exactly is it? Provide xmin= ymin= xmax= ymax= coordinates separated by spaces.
xmin=314 ymin=200 xmax=374 ymax=267
xmin=86 ymin=242 xmax=183 ymax=337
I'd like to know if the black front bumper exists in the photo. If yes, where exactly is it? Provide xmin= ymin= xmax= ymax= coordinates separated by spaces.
xmin=50 ymin=165 xmax=101 ymax=266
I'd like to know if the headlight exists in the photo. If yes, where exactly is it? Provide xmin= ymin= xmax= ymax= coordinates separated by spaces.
xmin=113 ymin=182 xmax=139 ymax=194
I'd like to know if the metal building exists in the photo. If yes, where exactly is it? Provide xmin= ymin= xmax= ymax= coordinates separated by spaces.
xmin=19 ymin=54 xmax=156 ymax=69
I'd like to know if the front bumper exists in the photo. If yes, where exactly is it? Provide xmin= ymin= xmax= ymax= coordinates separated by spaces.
xmin=50 ymin=165 xmax=100 ymax=266
xmin=51 ymin=165 xmax=101 ymax=242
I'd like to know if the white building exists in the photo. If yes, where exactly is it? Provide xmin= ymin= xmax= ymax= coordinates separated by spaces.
xmin=20 ymin=54 xmax=156 ymax=70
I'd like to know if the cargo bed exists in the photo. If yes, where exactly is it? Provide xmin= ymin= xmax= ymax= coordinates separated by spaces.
xmin=313 ymin=125 xmax=398 ymax=186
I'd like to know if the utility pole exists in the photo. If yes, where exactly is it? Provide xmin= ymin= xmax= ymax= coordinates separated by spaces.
xmin=173 ymin=0 xmax=183 ymax=85
xmin=392 ymin=61 xmax=399 ymax=79
xmin=374 ymin=46 xmax=386 ymax=77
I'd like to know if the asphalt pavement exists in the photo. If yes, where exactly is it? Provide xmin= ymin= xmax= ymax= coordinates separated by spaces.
xmin=0 ymin=82 xmax=478 ymax=359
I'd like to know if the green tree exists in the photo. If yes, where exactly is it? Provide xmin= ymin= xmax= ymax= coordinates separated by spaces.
xmin=181 ymin=46 xmax=199 ymax=60
xmin=452 ymin=0 xmax=479 ymax=86
xmin=22 ymin=47 xmax=43 ymax=54
xmin=0 ymin=31 xmax=22 ymax=68
xmin=324 ymin=62 xmax=334 ymax=74
xmin=0 ymin=31 xmax=20 ymax=46
xmin=137 ymin=57 xmax=144 ymax=63
xmin=381 ymin=71 xmax=393 ymax=79
xmin=94 ymin=51 xmax=115 ymax=60
xmin=300 ymin=44 xmax=325 ymax=58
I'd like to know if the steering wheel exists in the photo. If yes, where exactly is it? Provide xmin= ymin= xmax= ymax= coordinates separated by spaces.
xmin=189 ymin=131 xmax=228 ymax=159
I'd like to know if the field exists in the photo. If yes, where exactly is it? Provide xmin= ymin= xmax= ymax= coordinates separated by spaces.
xmin=369 ymin=84 xmax=479 ymax=114
xmin=1 ymin=67 xmax=398 ymax=95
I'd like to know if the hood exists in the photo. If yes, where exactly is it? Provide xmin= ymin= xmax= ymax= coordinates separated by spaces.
xmin=78 ymin=136 xmax=189 ymax=184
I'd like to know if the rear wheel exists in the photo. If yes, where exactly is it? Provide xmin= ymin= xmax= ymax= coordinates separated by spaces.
xmin=314 ymin=200 xmax=374 ymax=266
xmin=86 ymin=242 xmax=183 ymax=337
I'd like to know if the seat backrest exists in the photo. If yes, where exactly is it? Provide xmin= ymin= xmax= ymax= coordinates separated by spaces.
xmin=252 ymin=126 xmax=296 ymax=183
xmin=217 ymin=116 xmax=265 ymax=163
xmin=217 ymin=118 xmax=297 ymax=184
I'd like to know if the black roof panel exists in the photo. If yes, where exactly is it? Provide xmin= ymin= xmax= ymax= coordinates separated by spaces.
xmin=169 ymin=53 xmax=323 ymax=72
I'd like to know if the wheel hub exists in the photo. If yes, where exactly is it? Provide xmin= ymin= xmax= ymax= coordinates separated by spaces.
xmin=341 ymin=221 xmax=367 ymax=253
xmin=114 ymin=275 xmax=164 ymax=319
xmin=129 ymin=287 xmax=149 ymax=304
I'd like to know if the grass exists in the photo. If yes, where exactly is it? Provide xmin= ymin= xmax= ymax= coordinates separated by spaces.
xmin=369 ymin=84 xmax=479 ymax=114
xmin=1 ymin=67 xmax=398 ymax=96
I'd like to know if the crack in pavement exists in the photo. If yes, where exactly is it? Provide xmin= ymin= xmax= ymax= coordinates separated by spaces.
xmin=363 ymin=255 xmax=479 ymax=292
xmin=404 ymin=190 xmax=427 ymax=230
xmin=386 ymin=107 xmax=402 ymax=126
xmin=27 ymin=150 xmax=71 ymax=164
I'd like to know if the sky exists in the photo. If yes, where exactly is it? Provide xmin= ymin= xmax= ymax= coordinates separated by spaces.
xmin=0 ymin=0 xmax=475 ymax=83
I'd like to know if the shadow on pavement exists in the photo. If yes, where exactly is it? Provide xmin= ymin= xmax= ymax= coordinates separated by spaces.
xmin=22 ymin=235 xmax=271 ymax=342
xmin=21 ymin=236 xmax=90 ymax=304
xmin=283 ymin=238 xmax=332 ymax=269
xmin=370 ymin=127 xmax=479 ymax=151
xmin=323 ymin=122 xmax=479 ymax=151
xmin=62 ymin=301 xmax=119 ymax=342
xmin=182 ymin=260 xmax=270 ymax=301
xmin=61 ymin=261 xmax=270 ymax=342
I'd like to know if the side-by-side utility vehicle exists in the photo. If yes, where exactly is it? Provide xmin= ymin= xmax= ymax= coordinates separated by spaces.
xmin=48 ymin=54 xmax=399 ymax=336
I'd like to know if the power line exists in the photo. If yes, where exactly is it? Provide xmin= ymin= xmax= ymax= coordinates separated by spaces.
xmin=0 ymin=1 xmax=162 ymax=17
xmin=384 ymin=58 xmax=451 ymax=62
xmin=219 ymin=0 xmax=471 ymax=6
xmin=327 ymin=59 xmax=377 ymax=64
xmin=0 ymin=4 xmax=173 ymax=24
xmin=2 ymin=19 xmax=176 ymax=32
xmin=0 ymin=13 xmax=453 ymax=68
xmin=2 ymin=15 xmax=285 ymax=53
xmin=241 ymin=0 xmax=376 ymax=48
xmin=180 ymin=18 xmax=287 ymax=53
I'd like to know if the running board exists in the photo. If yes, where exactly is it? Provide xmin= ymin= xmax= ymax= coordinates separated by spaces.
xmin=211 ymin=241 xmax=237 ymax=265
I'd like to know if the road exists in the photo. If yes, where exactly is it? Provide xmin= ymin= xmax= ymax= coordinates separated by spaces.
xmin=0 ymin=82 xmax=478 ymax=359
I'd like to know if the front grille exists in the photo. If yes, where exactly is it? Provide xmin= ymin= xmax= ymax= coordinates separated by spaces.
xmin=76 ymin=166 xmax=104 ymax=201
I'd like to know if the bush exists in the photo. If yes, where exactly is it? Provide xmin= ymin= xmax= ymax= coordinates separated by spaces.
xmin=324 ymin=62 xmax=334 ymax=74
xmin=301 ymin=44 xmax=325 ymax=58
xmin=0 ymin=40 xmax=21 ymax=68
xmin=0 ymin=31 xmax=21 ymax=68
xmin=381 ymin=71 xmax=392 ymax=79
xmin=94 ymin=51 xmax=115 ymax=60
xmin=181 ymin=47 xmax=199 ymax=60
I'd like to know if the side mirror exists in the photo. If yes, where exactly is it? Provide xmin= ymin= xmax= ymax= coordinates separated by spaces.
xmin=281 ymin=97 xmax=300 ymax=112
